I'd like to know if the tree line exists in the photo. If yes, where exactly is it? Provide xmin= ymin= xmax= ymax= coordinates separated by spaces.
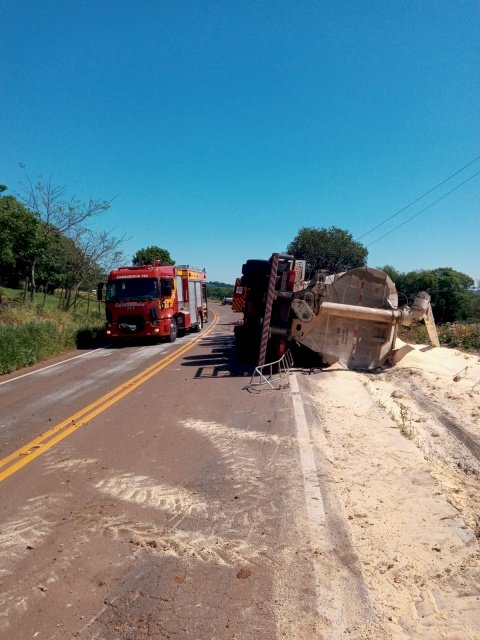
xmin=287 ymin=226 xmax=479 ymax=324
xmin=0 ymin=180 xmax=125 ymax=309
xmin=1 ymin=185 xmax=477 ymax=324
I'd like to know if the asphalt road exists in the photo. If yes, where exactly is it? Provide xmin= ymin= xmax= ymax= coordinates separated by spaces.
xmin=0 ymin=304 xmax=333 ymax=639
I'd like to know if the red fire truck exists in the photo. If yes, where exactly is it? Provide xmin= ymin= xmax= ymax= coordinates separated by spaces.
xmin=102 ymin=262 xmax=208 ymax=342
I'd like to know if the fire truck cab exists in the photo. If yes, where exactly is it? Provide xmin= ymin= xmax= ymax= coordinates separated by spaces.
xmin=103 ymin=262 xmax=207 ymax=342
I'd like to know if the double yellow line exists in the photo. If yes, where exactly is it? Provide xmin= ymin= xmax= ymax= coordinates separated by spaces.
xmin=0 ymin=312 xmax=218 ymax=484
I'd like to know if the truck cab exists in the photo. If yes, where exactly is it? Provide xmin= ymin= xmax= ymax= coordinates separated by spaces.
xmin=103 ymin=263 xmax=207 ymax=343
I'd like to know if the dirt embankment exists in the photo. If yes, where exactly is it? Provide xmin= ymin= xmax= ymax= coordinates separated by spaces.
xmin=307 ymin=342 xmax=480 ymax=639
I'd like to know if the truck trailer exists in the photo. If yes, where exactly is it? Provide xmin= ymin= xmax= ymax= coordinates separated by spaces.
xmin=102 ymin=262 xmax=208 ymax=342
xmin=235 ymin=253 xmax=439 ymax=371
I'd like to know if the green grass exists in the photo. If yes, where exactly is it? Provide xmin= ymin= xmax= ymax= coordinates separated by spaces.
xmin=0 ymin=287 xmax=105 ymax=374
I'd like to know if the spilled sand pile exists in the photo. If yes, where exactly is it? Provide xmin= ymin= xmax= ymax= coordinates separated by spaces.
xmin=306 ymin=342 xmax=480 ymax=638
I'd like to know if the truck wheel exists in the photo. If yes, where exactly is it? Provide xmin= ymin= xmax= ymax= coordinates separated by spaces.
xmin=166 ymin=318 xmax=177 ymax=342
xmin=241 ymin=259 xmax=270 ymax=288
xmin=194 ymin=314 xmax=203 ymax=332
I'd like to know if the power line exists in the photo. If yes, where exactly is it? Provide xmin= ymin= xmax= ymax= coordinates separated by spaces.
xmin=357 ymin=153 xmax=480 ymax=241
xmin=366 ymin=168 xmax=480 ymax=247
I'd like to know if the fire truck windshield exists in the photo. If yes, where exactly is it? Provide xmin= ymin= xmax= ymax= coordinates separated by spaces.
xmin=106 ymin=278 xmax=160 ymax=302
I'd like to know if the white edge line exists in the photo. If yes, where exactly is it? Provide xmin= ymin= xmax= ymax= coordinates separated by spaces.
xmin=290 ymin=373 xmax=328 ymax=614
xmin=0 ymin=329 xmax=204 ymax=388
xmin=290 ymin=373 xmax=326 ymax=529
xmin=0 ymin=349 xmax=106 ymax=387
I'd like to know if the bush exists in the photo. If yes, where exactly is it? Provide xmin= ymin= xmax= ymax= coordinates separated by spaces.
xmin=0 ymin=319 xmax=107 ymax=373
xmin=400 ymin=322 xmax=480 ymax=354
xmin=0 ymin=287 xmax=107 ymax=374
xmin=0 ymin=320 xmax=75 ymax=374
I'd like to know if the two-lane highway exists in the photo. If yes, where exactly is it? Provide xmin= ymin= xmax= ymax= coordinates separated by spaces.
xmin=0 ymin=313 xmax=219 ymax=461
xmin=2 ymin=301 xmax=398 ymax=640
xmin=2 ymin=303 xmax=478 ymax=639
xmin=0 ymin=304 xmax=328 ymax=639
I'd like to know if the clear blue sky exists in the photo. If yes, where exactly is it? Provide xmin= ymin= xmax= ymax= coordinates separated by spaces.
xmin=1 ymin=1 xmax=479 ymax=284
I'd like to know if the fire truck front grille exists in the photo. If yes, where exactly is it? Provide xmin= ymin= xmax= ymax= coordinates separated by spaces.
xmin=117 ymin=315 xmax=145 ymax=334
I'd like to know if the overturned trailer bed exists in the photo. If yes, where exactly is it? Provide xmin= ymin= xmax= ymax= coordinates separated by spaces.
xmin=235 ymin=254 xmax=439 ymax=371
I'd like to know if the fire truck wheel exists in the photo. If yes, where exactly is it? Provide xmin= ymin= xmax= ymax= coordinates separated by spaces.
xmin=194 ymin=314 xmax=203 ymax=332
xmin=166 ymin=318 xmax=177 ymax=342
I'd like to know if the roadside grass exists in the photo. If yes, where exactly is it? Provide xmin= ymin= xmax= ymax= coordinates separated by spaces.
xmin=0 ymin=287 xmax=105 ymax=374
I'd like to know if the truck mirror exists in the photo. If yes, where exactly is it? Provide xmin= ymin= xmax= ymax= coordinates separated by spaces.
xmin=97 ymin=282 xmax=104 ymax=301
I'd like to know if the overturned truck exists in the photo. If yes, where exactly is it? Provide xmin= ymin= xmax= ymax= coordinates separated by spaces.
xmin=234 ymin=253 xmax=439 ymax=371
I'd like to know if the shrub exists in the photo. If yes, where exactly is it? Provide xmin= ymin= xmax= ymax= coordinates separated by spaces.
xmin=0 ymin=320 xmax=75 ymax=374
xmin=0 ymin=288 xmax=106 ymax=374
xmin=400 ymin=322 xmax=480 ymax=354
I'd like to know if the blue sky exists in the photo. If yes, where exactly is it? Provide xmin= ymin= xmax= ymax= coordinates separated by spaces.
xmin=1 ymin=1 xmax=479 ymax=284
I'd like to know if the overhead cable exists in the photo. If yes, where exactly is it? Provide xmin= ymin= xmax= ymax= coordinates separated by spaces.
xmin=366 ymin=168 xmax=480 ymax=247
xmin=357 ymin=153 xmax=480 ymax=241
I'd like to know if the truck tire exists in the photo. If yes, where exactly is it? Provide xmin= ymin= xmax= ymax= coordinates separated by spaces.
xmin=241 ymin=260 xmax=270 ymax=288
xmin=166 ymin=318 xmax=177 ymax=342
xmin=194 ymin=314 xmax=203 ymax=332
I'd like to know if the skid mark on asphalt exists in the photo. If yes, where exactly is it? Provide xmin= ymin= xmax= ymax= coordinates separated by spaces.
xmin=95 ymin=473 xmax=210 ymax=515
xmin=0 ymin=494 xmax=58 ymax=577
xmin=182 ymin=420 xmax=293 ymax=510
xmin=0 ymin=512 xmax=51 ymax=577
xmin=182 ymin=418 xmax=294 ymax=446
xmin=96 ymin=517 xmax=273 ymax=567
xmin=0 ymin=508 xmax=99 ymax=633
xmin=0 ymin=492 xmax=83 ymax=629
xmin=0 ymin=592 xmax=29 ymax=632
xmin=44 ymin=456 xmax=98 ymax=473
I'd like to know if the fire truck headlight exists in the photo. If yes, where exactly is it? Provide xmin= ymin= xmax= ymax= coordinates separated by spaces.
xmin=154 ymin=328 xmax=160 ymax=333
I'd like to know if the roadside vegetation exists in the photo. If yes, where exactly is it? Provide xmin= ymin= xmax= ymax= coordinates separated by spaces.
xmin=400 ymin=322 xmax=480 ymax=354
xmin=0 ymin=176 xmax=121 ymax=374
xmin=0 ymin=287 xmax=104 ymax=374
xmin=206 ymin=281 xmax=234 ymax=301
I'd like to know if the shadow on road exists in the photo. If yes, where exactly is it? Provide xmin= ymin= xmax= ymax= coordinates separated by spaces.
xmin=181 ymin=334 xmax=254 ymax=379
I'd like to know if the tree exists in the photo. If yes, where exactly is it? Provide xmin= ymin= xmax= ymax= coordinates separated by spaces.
xmin=0 ymin=189 xmax=41 ymax=288
xmin=21 ymin=175 xmax=111 ymax=234
xmin=132 ymin=246 xmax=174 ymax=266
xmin=1 ymin=178 xmax=125 ymax=304
xmin=206 ymin=281 xmax=234 ymax=301
xmin=19 ymin=175 xmax=112 ymax=298
xmin=378 ymin=264 xmax=402 ymax=284
xmin=287 ymin=226 xmax=368 ymax=277
xmin=378 ymin=266 xmax=476 ymax=323
xmin=56 ymin=228 xmax=126 ymax=310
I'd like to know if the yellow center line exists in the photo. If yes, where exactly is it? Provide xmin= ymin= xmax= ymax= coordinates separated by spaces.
xmin=0 ymin=311 xmax=219 ymax=483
